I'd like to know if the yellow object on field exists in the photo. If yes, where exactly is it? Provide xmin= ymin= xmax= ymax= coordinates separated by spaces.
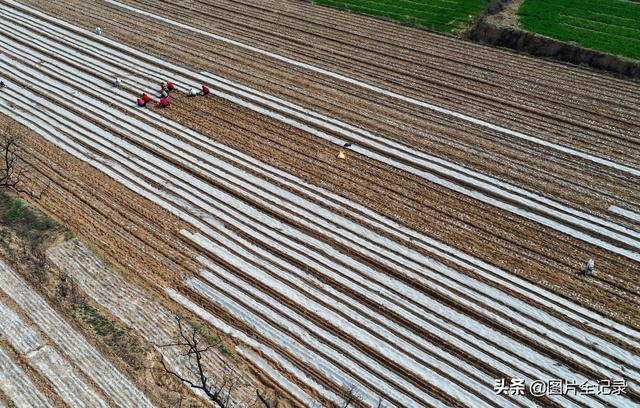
xmin=337 ymin=149 xmax=347 ymax=159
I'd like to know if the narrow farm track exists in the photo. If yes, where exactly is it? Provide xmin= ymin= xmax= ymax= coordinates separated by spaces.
xmin=0 ymin=0 xmax=639 ymax=406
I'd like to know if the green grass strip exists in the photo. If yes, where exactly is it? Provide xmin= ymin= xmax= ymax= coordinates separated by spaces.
xmin=308 ymin=0 xmax=492 ymax=33
xmin=519 ymin=0 xmax=640 ymax=60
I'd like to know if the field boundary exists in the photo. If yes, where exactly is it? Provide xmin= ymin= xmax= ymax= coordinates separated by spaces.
xmin=298 ymin=0 xmax=640 ymax=79
xmin=464 ymin=0 xmax=640 ymax=80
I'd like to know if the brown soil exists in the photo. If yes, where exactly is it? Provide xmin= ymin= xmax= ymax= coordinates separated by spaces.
xmin=7 ymin=0 xmax=638 ymax=328
xmin=1 ymin=0 xmax=639 ymax=405
xmin=0 ymin=114 xmax=287 ymax=407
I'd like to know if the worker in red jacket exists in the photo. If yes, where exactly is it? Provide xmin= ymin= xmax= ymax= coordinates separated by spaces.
xmin=136 ymin=93 xmax=153 ymax=107
xmin=166 ymin=81 xmax=175 ymax=92
xmin=157 ymin=98 xmax=170 ymax=108
xmin=201 ymin=85 xmax=210 ymax=95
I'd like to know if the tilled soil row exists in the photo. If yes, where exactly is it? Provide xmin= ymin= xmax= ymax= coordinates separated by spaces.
xmin=6 ymin=4 xmax=640 ymax=292
xmin=3 ymin=3 xmax=640 ymax=406
xmin=177 ymin=260 xmax=533 ymax=408
xmin=112 ymin=0 xmax=640 ymax=123
xmin=0 ymin=107 xmax=199 ymax=291
xmin=0 ymin=280 xmax=122 ymax=407
xmin=176 ymin=220 xmax=640 ymax=404
xmin=160 ymin=92 xmax=640 ymax=324
xmin=181 ymin=190 xmax=637 ymax=387
xmin=178 ymin=226 xmax=481 ymax=407
xmin=5 ymin=65 xmax=640 ymax=408
xmin=134 ymin=99 xmax=640 ymax=370
xmin=22 ymin=137 xmax=196 ymax=288
xmin=187 ymin=0 xmax=640 ymax=98
xmin=16 ymin=0 xmax=639 ymax=215
xmin=123 ymin=0 xmax=640 ymax=139
xmin=48 ymin=241 xmax=267 ymax=407
xmin=0 ymin=114 xmax=287 ymax=406
xmin=17 ymin=0 xmax=640 ymax=171
xmin=6 ymin=2 xmax=637 ymax=241
xmin=205 ymin=78 xmax=640 ymax=214
xmin=173 ymin=283 xmax=365 ymax=408
xmin=0 ymin=302 xmax=69 ymax=408
xmin=200 ymin=134 xmax=640 ymax=348
xmin=5 ymin=0 xmax=640 ymax=326
xmin=5 ymin=71 xmax=470 ymax=404
xmin=6 ymin=50 xmax=640 ymax=404
xmin=92 ymin=0 xmax=631 ymax=155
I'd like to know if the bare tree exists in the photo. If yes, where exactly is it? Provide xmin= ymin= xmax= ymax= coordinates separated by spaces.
xmin=160 ymin=316 xmax=239 ymax=408
xmin=374 ymin=398 xmax=386 ymax=408
xmin=256 ymin=390 xmax=272 ymax=408
xmin=161 ymin=317 xmax=384 ymax=408
xmin=0 ymin=121 xmax=47 ymax=198
xmin=160 ymin=316 xmax=267 ymax=408
xmin=339 ymin=385 xmax=363 ymax=408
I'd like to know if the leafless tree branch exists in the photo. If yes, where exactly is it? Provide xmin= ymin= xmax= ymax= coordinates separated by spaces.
xmin=256 ymin=389 xmax=271 ymax=408
xmin=161 ymin=316 xmax=378 ymax=408
xmin=159 ymin=315 xmax=240 ymax=408
xmin=339 ymin=384 xmax=362 ymax=408
xmin=0 ymin=122 xmax=48 ymax=198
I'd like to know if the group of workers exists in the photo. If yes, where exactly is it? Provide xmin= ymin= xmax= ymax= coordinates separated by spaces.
xmin=134 ymin=81 xmax=211 ymax=108
xmin=0 ymin=70 xmax=608 ymax=281
xmin=100 ymin=28 xmax=212 ymax=110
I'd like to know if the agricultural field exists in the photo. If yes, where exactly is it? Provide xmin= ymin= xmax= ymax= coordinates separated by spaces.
xmin=307 ymin=0 xmax=492 ymax=32
xmin=0 ymin=0 xmax=639 ymax=406
xmin=519 ymin=0 xmax=640 ymax=60
xmin=0 ymin=259 xmax=156 ymax=407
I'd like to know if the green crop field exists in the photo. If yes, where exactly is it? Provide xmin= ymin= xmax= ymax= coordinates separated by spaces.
xmin=308 ymin=0 xmax=493 ymax=33
xmin=519 ymin=0 xmax=640 ymax=61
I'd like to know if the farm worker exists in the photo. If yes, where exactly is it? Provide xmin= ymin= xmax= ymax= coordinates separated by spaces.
xmin=160 ymin=82 xmax=169 ymax=93
xmin=584 ymin=259 xmax=594 ymax=276
xmin=188 ymin=87 xmax=198 ymax=97
xmin=0 ymin=81 xmax=4 ymax=89
xmin=137 ymin=93 xmax=152 ymax=106
xmin=114 ymin=77 xmax=122 ymax=88
xmin=166 ymin=81 xmax=175 ymax=92
xmin=95 ymin=27 xmax=102 ymax=35
xmin=157 ymin=97 xmax=170 ymax=108
xmin=201 ymin=85 xmax=210 ymax=95
xmin=160 ymin=90 xmax=169 ymax=99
